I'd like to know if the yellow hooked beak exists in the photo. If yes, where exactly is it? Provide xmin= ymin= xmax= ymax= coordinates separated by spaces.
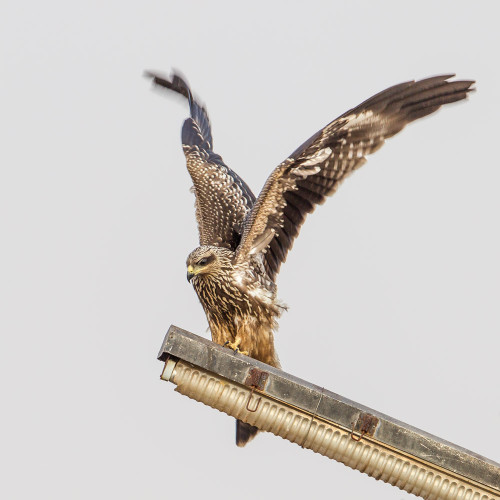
xmin=187 ymin=265 xmax=196 ymax=282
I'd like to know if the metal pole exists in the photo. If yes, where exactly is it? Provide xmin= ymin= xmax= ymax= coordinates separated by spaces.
xmin=158 ymin=325 xmax=500 ymax=500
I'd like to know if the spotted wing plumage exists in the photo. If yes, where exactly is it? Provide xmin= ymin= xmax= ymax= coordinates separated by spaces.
xmin=147 ymin=72 xmax=255 ymax=249
xmin=236 ymin=75 xmax=474 ymax=279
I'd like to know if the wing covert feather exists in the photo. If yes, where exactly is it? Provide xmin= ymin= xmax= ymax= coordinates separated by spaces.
xmin=147 ymin=71 xmax=255 ymax=249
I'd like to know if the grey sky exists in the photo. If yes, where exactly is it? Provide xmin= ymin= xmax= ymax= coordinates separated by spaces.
xmin=1 ymin=1 xmax=499 ymax=499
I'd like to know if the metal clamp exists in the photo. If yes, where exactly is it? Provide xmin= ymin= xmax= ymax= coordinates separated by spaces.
xmin=246 ymin=386 xmax=261 ymax=412
xmin=244 ymin=367 xmax=269 ymax=413
xmin=350 ymin=412 xmax=379 ymax=442
xmin=350 ymin=427 xmax=367 ymax=442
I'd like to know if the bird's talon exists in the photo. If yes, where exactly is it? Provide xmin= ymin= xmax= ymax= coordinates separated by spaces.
xmin=234 ymin=347 xmax=249 ymax=356
xmin=223 ymin=340 xmax=237 ymax=350
xmin=223 ymin=341 xmax=248 ymax=356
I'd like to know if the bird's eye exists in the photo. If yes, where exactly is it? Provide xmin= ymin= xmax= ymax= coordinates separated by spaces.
xmin=198 ymin=258 xmax=208 ymax=266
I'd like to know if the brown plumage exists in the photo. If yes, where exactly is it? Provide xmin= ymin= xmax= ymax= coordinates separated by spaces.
xmin=147 ymin=71 xmax=474 ymax=446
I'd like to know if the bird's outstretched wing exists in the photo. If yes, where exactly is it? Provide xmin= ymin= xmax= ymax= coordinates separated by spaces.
xmin=236 ymin=75 xmax=474 ymax=279
xmin=147 ymin=71 xmax=255 ymax=250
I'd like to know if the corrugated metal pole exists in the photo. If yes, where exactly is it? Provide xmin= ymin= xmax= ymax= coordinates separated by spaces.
xmin=158 ymin=325 xmax=500 ymax=500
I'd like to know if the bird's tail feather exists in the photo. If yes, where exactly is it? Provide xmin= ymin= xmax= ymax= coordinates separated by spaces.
xmin=236 ymin=420 xmax=259 ymax=447
xmin=236 ymin=352 xmax=281 ymax=447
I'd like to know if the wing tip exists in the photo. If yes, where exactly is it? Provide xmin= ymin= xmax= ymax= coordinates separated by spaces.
xmin=144 ymin=69 xmax=192 ymax=103
xmin=417 ymin=73 xmax=476 ymax=95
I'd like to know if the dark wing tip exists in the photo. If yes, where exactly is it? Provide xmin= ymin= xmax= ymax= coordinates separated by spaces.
xmin=420 ymin=74 xmax=476 ymax=94
xmin=146 ymin=69 xmax=214 ymax=150
xmin=144 ymin=70 xmax=192 ymax=103
xmin=397 ymin=75 xmax=475 ymax=123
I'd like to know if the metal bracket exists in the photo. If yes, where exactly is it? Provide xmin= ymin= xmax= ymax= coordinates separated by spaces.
xmin=244 ymin=367 xmax=269 ymax=390
xmin=351 ymin=412 xmax=379 ymax=442
xmin=244 ymin=367 xmax=269 ymax=413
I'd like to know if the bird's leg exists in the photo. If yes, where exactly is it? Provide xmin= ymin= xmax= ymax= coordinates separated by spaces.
xmin=222 ymin=339 xmax=248 ymax=356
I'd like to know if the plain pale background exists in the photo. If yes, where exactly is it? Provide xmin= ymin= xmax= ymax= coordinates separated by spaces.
xmin=1 ymin=1 xmax=499 ymax=499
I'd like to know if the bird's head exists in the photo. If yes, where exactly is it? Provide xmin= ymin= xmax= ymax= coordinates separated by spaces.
xmin=186 ymin=245 xmax=233 ymax=283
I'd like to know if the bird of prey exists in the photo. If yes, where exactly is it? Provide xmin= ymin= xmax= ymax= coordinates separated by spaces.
xmin=147 ymin=71 xmax=474 ymax=446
